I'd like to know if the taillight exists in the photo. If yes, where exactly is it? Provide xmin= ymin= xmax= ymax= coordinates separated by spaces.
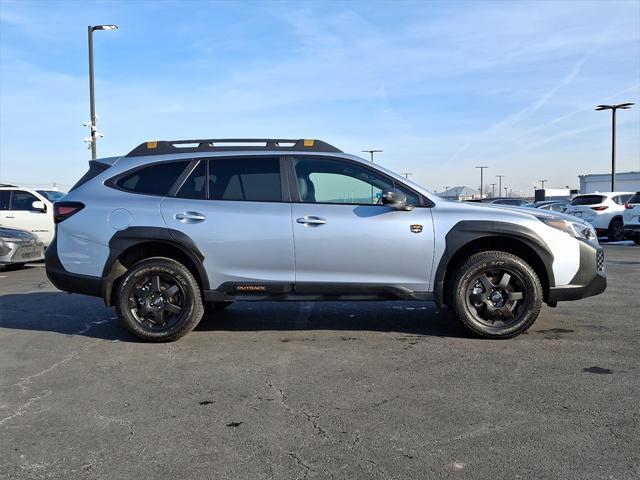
xmin=591 ymin=206 xmax=608 ymax=211
xmin=625 ymin=203 xmax=634 ymax=209
xmin=54 ymin=201 xmax=85 ymax=223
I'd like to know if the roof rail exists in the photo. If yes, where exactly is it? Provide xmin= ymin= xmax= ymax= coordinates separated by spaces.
xmin=0 ymin=183 xmax=17 ymax=187
xmin=125 ymin=138 xmax=342 ymax=157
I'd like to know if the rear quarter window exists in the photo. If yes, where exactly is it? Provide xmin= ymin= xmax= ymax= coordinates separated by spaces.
xmin=570 ymin=195 xmax=605 ymax=206
xmin=114 ymin=161 xmax=191 ymax=195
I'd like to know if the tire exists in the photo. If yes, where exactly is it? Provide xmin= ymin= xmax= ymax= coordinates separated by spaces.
xmin=451 ymin=251 xmax=542 ymax=339
xmin=608 ymin=218 xmax=624 ymax=242
xmin=115 ymin=257 xmax=204 ymax=342
xmin=206 ymin=301 xmax=234 ymax=311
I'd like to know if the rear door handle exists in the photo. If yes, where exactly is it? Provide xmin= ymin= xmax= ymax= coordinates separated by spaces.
xmin=296 ymin=216 xmax=326 ymax=226
xmin=175 ymin=211 xmax=206 ymax=223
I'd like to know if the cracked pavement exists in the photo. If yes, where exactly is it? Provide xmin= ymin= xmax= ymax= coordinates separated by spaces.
xmin=1 ymin=244 xmax=639 ymax=479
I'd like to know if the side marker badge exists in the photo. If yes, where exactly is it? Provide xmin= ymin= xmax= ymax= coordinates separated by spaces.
xmin=410 ymin=224 xmax=423 ymax=234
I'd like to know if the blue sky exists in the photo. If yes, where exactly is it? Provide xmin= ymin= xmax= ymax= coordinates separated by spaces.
xmin=1 ymin=0 xmax=639 ymax=194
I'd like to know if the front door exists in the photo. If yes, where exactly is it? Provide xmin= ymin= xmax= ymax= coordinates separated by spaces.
xmin=289 ymin=157 xmax=434 ymax=293
xmin=161 ymin=157 xmax=294 ymax=291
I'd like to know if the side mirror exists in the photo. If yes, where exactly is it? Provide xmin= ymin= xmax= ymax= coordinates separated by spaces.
xmin=32 ymin=201 xmax=46 ymax=213
xmin=381 ymin=190 xmax=414 ymax=211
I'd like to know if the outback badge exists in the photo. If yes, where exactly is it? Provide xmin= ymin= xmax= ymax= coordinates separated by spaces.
xmin=410 ymin=224 xmax=423 ymax=234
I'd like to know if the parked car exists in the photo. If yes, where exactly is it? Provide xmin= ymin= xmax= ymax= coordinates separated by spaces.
xmin=0 ymin=185 xmax=66 ymax=246
xmin=623 ymin=192 xmax=640 ymax=244
xmin=466 ymin=197 xmax=529 ymax=206
xmin=0 ymin=226 xmax=44 ymax=267
xmin=564 ymin=192 xmax=634 ymax=241
xmin=522 ymin=200 xmax=569 ymax=212
xmin=46 ymin=138 xmax=606 ymax=342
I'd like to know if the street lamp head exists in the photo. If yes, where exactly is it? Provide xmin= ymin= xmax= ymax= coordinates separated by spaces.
xmin=92 ymin=25 xmax=118 ymax=31
xmin=595 ymin=105 xmax=612 ymax=111
xmin=617 ymin=102 xmax=634 ymax=109
xmin=361 ymin=149 xmax=383 ymax=153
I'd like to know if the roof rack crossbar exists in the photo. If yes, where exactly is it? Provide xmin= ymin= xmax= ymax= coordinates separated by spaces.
xmin=125 ymin=138 xmax=342 ymax=157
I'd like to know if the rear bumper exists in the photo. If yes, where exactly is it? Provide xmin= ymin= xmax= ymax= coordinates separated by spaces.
xmin=623 ymin=224 xmax=640 ymax=238
xmin=45 ymin=236 xmax=102 ymax=297
xmin=547 ymin=242 xmax=606 ymax=302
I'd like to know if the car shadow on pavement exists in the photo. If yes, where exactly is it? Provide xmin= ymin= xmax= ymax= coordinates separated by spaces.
xmin=0 ymin=292 xmax=470 ymax=341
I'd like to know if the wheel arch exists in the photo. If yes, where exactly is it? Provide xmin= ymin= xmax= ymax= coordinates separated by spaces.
xmin=434 ymin=221 xmax=555 ymax=308
xmin=101 ymin=227 xmax=209 ymax=306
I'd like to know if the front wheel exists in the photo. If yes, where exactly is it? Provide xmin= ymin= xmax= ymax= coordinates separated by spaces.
xmin=115 ymin=257 xmax=204 ymax=342
xmin=451 ymin=251 xmax=542 ymax=339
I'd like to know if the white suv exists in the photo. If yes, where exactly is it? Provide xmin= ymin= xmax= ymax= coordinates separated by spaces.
xmin=0 ymin=185 xmax=66 ymax=247
xmin=623 ymin=192 xmax=640 ymax=244
xmin=564 ymin=192 xmax=634 ymax=241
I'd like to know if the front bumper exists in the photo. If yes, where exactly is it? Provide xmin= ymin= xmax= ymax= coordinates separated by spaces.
xmin=45 ymin=236 xmax=102 ymax=297
xmin=0 ymin=240 xmax=44 ymax=264
xmin=547 ymin=241 xmax=606 ymax=302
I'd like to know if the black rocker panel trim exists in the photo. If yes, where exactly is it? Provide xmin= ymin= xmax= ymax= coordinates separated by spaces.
xmin=204 ymin=282 xmax=433 ymax=302
xmin=102 ymin=227 xmax=209 ymax=305
xmin=433 ymin=220 xmax=556 ymax=308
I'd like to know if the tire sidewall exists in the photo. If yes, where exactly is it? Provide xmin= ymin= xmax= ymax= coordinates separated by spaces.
xmin=453 ymin=253 xmax=542 ymax=338
xmin=116 ymin=258 xmax=202 ymax=342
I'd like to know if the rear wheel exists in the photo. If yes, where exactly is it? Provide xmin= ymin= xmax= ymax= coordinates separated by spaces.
xmin=115 ymin=257 xmax=204 ymax=342
xmin=451 ymin=251 xmax=542 ymax=339
xmin=608 ymin=218 xmax=624 ymax=242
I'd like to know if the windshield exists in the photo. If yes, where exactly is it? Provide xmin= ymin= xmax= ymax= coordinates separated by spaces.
xmin=37 ymin=190 xmax=66 ymax=202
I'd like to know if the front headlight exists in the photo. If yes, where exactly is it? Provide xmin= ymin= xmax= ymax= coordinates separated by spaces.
xmin=538 ymin=217 xmax=596 ymax=240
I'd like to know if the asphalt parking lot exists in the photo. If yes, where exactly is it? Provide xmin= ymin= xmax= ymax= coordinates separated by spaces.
xmin=1 ymin=244 xmax=639 ymax=480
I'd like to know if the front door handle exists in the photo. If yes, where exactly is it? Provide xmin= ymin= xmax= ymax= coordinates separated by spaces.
xmin=296 ymin=216 xmax=326 ymax=226
xmin=175 ymin=211 xmax=206 ymax=223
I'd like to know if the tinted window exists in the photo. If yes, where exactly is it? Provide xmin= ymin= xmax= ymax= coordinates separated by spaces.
xmin=628 ymin=193 xmax=640 ymax=204
xmin=209 ymin=158 xmax=281 ymax=202
xmin=293 ymin=158 xmax=418 ymax=205
xmin=614 ymin=194 xmax=633 ymax=205
xmin=571 ymin=195 xmax=605 ymax=206
xmin=176 ymin=161 xmax=207 ymax=200
xmin=0 ymin=191 xmax=9 ymax=210
xmin=116 ymin=161 xmax=190 ymax=195
xmin=37 ymin=190 xmax=66 ymax=202
xmin=9 ymin=190 xmax=40 ymax=211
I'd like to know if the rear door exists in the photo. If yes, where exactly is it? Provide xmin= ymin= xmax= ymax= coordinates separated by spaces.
xmin=161 ymin=156 xmax=295 ymax=292
xmin=288 ymin=156 xmax=434 ymax=293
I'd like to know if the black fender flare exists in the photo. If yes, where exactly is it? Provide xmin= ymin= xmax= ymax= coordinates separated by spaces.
xmin=433 ymin=221 xmax=555 ymax=308
xmin=101 ymin=227 xmax=209 ymax=305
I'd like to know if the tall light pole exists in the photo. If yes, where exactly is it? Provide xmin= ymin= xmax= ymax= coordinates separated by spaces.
xmin=401 ymin=172 xmax=412 ymax=179
xmin=504 ymin=187 xmax=508 ymax=197
xmin=361 ymin=149 xmax=383 ymax=163
xmin=595 ymin=103 xmax=634 ymax=191
xmin=475 ymin=166 xmax=488 ymax=198
xmin=489 ymin=183 xmax=496 ymax=198
xmin=443 ymin=186 xmax=450 ymax=199
xmin=538 ymin=179 xmax=548 ymax=189
xmin=87 ymin=24 xmax=118 ymax=160
xmin=497 ymin=175 xmax=505 ymax=196
xmin=361 ymin=149 xmax=382 ymax=203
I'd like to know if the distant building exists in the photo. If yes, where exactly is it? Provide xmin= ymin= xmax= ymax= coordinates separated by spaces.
xmin=435 ymin=186 xmax=480 ymax=201
xmin=579 ymin=171 xmax=640 ymax=193
xmin=534 ymin=187 xmax=578 ymax=201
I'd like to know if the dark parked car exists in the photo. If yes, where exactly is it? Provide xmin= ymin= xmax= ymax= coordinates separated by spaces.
xmin=466 ymin=197 xmax=529 ymax=206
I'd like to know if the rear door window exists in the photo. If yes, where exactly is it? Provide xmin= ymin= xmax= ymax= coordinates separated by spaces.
xmin=0 ymin=191 xmax=10 ymax=210
xmin=115 ymin=161 xmax=191 ymax=195
xmin=570 ymin=195 xmax=605 ymax=206
xmin=208 ymin=158 xmax=282 ymax=202
xmin=628 ymin=193 xmax=640 ymax=204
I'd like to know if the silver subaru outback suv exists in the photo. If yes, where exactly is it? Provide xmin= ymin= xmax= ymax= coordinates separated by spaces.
xmin=45 ymin=139 xmax=606 ymax=342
